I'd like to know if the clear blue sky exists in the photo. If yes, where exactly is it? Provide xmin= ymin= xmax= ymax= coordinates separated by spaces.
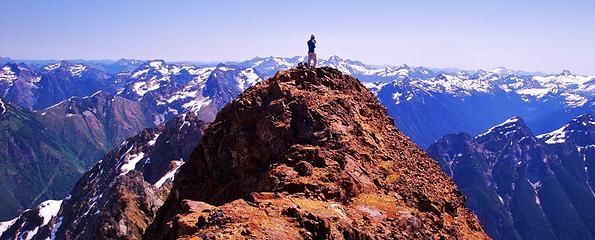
xmin=1 ymin=0 xmax=594 ymax=74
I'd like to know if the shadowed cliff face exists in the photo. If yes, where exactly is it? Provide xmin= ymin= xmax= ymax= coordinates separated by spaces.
xmin=428 ymin=114 xmax=595 ymax=240
xmin=145 ymin=67 xmax=488 ymax=239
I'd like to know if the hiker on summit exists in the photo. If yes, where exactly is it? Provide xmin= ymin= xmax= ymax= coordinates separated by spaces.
xmin=307 ymin=34 xmax=317 ymax=68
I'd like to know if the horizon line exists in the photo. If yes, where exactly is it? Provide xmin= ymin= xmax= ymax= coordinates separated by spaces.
xmin=1 ymin=55 xmax=589 ymax=76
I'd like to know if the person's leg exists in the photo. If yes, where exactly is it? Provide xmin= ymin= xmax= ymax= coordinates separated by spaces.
xmin=308 ymin=53 xmax=315 ymax=68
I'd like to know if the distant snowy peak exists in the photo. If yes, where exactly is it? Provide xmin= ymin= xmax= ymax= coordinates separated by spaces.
xmin=38 ymin=90 xmax=113 ymax=116
xmin=238 ymin=56 xmax=593 ymax=109
xmin=129 ymin=60 xmax=170 ymax=80
xmin=234 ymin=67 xmax=260 ymax=91
xmin=321 ymin=55 xmax=377 ymax=76
xmin=122 ymin=60 xmax=263 ymax=120
xmin=375 ymin=66 xmax=593 ymax=108
xmin=43 ymin=62 xmax=62 ymax=71
xmin=475 ymin=116 xmax=534 ymax=141
xmin=488 ymin=67 xmax=509 ymax=75
xmin=0 ymin=64 xmax=18 ymax=82
xmin=558 ymin=69 xmax=575 ymax=77
xmin=68 ymin=64 xmax=87 ymax=77
xmin=43 ymin=61 xmax=89 ymax=77
xmin=238 ymin=56 xmax=301 ymax=77
xmin=537 ymin=114 xmax=594 ymax=145
xmin=123 ymin=60 xmax=215 ymax=99
xmin=0 ymin=63 xmax=39 ymax=85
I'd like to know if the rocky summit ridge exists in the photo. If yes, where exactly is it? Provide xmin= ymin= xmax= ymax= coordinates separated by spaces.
xmin=145 ymin=67 xmax=487 ymax=239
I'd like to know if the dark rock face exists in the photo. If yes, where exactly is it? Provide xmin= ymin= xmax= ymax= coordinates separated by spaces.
xmin=145 ymin=67 xmax=488 ymax=239
xmin=140 ymin=113 xmax=206 ymax=184
xmin=428 ymin=115 xmax=595 ymax=240
xmin=0 ymin=99 xmax=84 ymax=221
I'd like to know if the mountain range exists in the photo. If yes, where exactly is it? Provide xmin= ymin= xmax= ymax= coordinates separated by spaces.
xmin=1 ymin=67 xmax=489 ymax=239
xmin=0 ymin=99 xmax=85 ymax=221
xmin=7 ymin=55 xmax=591 ymax=147
xmin=0 ymin=55 xmax=593 ymax=239
xmin=0 ymin=112 xmax=206 ymax=239
xmin=428 ymin=114 xmax=595 ymax=240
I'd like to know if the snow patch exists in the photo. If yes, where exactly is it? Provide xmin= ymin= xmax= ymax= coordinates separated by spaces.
xmin=132 ymin=81 xmax=161 ymax=98
xmin=37 ymin=200 xmax=62 ymax=226
xmin=21 ymin=227 xmax=38 ymax=240
xmin=0 ymin=218 xmax=17 ymax=236
xmin=154 ymin=160 xmax=184 ymax=188
xmin=362 ymin=82 xmax=388 ymax=94
xmin=531 ymin=181 xmax=542 ymax=206
xmin=131 ymin=68 xmax=150 ymax=79
xmin=44 ymin=63 xmax=61 ymax=71
xmin=69 ymin=64 xmax=87 ymax=77
xmin=0 ymin=65 xmax=17 ymax=82
xmin=392 ymin=92 xmax=402 ymax=104
xmin=120 ymin=152 xmax=145 ymax=175
xmin=147 ymin=133 xmax=161 ymax=146
xmin=537 ymin=124 xmax=568 ymax=144
xmin=183 ymin=97 xmax=212 ymax=113
xmin=476 ymin=117 xmax=521 ymax=138
xmin=0 ymin=98 xmax=6 ymax=115
xmin=517 ymin=88 xmax=550 ymax=99
xmin=236 ymin=68 xmax=261 ymax=90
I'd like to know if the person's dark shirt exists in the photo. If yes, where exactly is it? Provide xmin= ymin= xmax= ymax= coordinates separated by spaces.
xmin=308 ymin=39 xmax=316 ymax=53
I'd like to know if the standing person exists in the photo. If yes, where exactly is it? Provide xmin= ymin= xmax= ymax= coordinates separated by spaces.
xmin=307 ymin=34 xmax=317 ymax=68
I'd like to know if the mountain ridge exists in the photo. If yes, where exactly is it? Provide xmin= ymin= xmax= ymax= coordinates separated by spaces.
xmin=428 ymin=114 xmax=595 ymax=239
xmin=145 ymin=67 xmax=488 ymax=239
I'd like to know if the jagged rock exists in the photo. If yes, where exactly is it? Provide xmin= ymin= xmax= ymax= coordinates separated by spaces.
xmin=145 ymin=67 xmax=487 ymax=239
